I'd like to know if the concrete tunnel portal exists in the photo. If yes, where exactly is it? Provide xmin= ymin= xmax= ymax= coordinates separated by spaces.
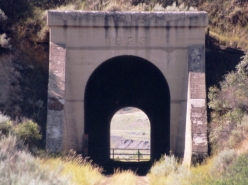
xmin=47 ymin=11 xmax=209 ymax=171
xmin=84 ymin=55 xmax=171 ymax=166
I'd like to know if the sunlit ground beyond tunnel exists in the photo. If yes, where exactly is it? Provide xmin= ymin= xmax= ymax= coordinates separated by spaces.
xmin=110 ymin=107 xmax=151 ymax=162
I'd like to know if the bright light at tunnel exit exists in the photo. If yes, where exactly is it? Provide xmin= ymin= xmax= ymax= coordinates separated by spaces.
xmin=110 ymin=107 xmax=151 ymax=162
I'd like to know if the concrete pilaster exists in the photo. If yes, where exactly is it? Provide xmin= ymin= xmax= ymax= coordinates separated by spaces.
xmin=183 ymin=45 xmax=208 ymax=166
xmin=46 ymin=42 xmax=66 ymax=152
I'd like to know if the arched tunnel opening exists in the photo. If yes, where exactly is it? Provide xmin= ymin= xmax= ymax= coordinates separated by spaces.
xmin=110 ymin=107 xmax=151 ymax=162
xmin=84 ymin=55 xmax=170 ymax=174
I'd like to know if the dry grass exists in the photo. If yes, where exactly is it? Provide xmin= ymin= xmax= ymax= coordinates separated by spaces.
xmin=237 ymin=138 xmax=248 ymax=155
xmin=0 ymin=135 xmax=73 ymax=185
xmin=210 ymin=30 xmax=248 ymax=50
xmin=187 ymin=159 xmax=214 ymax=185
xmin=41 ymin=152 xmax=104 ymax=185
xmin=148 ymin=174 xmax=167 ymax=185
xmin=200 ymin=0 xmax=248 ymax=50
xmin=42 ymin=158 xmax=103 ymax=185
xmin=149 ymin=157 xmax=214 ymax=185
xmin=62 ymin=160 xmax=103 ymax=185
xmin=110 ymin=169 xmax=137 ymax=185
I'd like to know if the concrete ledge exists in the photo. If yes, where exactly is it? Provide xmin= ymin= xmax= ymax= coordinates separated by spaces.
xmin=48 ymin=11 xmax=208 ymax=27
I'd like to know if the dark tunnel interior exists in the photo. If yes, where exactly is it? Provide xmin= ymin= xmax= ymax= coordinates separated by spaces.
xmin=84 ymin=55 xmax=170 ymax=174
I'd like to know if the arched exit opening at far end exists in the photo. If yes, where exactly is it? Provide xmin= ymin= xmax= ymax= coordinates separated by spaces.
xmin=84 ymin=55 xmax=170 ymax=167
xmin=110 ymin=107 xmax=151 ymax=162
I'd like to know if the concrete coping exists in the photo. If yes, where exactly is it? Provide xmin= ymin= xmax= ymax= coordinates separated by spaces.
xmin=47 ymin=11 xmax=208 ymax=28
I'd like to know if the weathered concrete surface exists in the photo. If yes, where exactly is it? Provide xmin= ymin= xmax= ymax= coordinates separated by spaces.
xmin=183 ymin=46 xmax=208 ymax=166
xmin=46 ymin=43 xmax=66 ymax=151
xmin=47 ymin=11 xmax=207 ymax=27
xmin=47 ymin=11 xmax=208 ymax=163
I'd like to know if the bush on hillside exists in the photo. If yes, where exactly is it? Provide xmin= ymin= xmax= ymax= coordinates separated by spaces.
xmin=208 ymin=53 xmax=248 ymax=152
xmin=0 ymin=121 xmax=13 ymax=135
xmin=149 ymin=155 xmax=191 ymax=185
xmin=0 ymin=130 xmax=102 ymax=185
xmin=0 ymin=117 xmax=42 ymax=150
xmin=223 ymin=152 xmax=248 ymax=184
xmin=0 ymin=134 xmax=73 ymax=185
xmin=150 ymin=155 xmax=178 ymax=176
xmin=14 ymin=119 xmax=42 ymax=147
xmin=211 ymin=152 xmax=248 ymax=184
xmin=210 ymin=149 xmax=237 ymax=177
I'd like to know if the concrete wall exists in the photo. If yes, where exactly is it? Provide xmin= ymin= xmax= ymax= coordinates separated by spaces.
xmin=47 ymin=11 xmax=208 ymax=161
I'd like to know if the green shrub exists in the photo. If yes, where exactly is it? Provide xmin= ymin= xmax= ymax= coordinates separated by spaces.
xmin=210 ymin=149 xmax=237 ymax=177
xmin=0 ymin=117 xmax=42 ymax=149
xmin=149 ymin=155 xmax=191 ymax=185
xmin=0 ymin=113 xmax=12 ymax=135
xmin=14 ymin=119 xmax=42 ymax=147
xmin=224 ymin=152 xmax=248 ymax=184
xmin=150 ymin=155 xmax=178 ymax=176
xmin=0 ymin=121 xmax=13 ymax=135
xmin=211 ymin=152 xmax=248 ymax=185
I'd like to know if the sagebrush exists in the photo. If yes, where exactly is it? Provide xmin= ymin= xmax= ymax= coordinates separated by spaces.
xmin=208 ymin=53 xmax=248 ymax=152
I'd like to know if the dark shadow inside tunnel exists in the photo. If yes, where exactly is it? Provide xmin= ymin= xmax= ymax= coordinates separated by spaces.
xmin=84 ymin=55 xmax=170 ymax=174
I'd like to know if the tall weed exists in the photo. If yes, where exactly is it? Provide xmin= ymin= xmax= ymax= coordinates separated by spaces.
xmin=150 ymin=155 xmax=177 ymax=176
xmin=149 ymin=155 xmax=191 ymax=185
xmin=188 ymin=159 xmax=213 ymax=185
xmin=42 ymin=151 xmax=103 ymax=185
